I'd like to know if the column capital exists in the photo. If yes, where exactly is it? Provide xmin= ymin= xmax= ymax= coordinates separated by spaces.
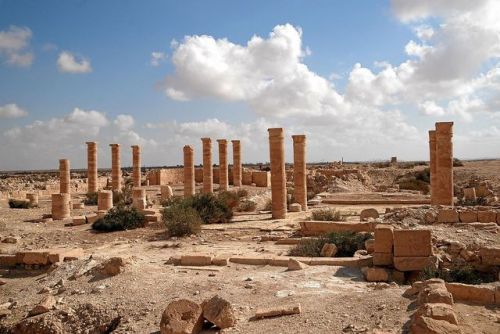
xmin=268 ymin=128 xmax=284 ymax=138
xmin=292 ymin=134 xmax=306 ymax=143
xmin=231 ymin=139 xmax=240 ymax=144
xmin=183 ymin=145 xmax=193 ymax=152
xmin=216 ymin=139 xmax=228 ymax=144
xmin=131 ymin=145 xmax=140 ymax=149
xmin=201 ymin=137 xmax=212 ymax=143
xmin=109 ymin=143 xmax=120 ymax=148
xmin=86 ymin=141 xmax=97 ymax=145
xmin=435 ymin=122 xmax=454 ymax=135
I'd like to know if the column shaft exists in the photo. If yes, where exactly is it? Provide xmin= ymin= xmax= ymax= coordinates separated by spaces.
xmin=292 ymin=135 xmax=307 ymax=211
xmin=59 ymin=159 xmax=70 ymax=194
xmin=86 ymin=142 xmax=98 ymax=193
xmin=435 ymin=122 xmax=454 ymax=206
xmin=232 ymin=140 xmax=242 ymax=187
xmin=217 ymin=139 xmax=228 ymax=191
xmin=201 ymin=138 xmax=213 ymax=193
xmin=268 ymin=128 xmax=287 ymax=219
xmin=183 ymin=145 xmax=195 ymax=197
xmin=110 ymin=144 xmax=122 ymax=192
xmin=428 ymin=131 xmax=437 ymax=204
xmin=132 ymin=145 xmax=141 ymax=187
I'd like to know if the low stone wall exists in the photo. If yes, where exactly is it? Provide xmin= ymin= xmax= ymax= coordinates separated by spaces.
xmin=430 ymin=206 xmax=500 ymax=224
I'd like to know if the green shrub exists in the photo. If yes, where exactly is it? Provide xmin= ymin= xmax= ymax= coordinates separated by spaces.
xmin=84 ymin=192 xmax=98 ymax=205
xmin=311 ymin=208 xmax=345 ymax=221
xmin=8 ymin=199 xmax=33 ymax=209
xmin=419 ymin=266 xmax=496 ymax=285
xmin=236 ymin=188 xmax=249 ymax=198
xmin=453 ymin=158 xmax=464 ymax=167
xmin=289 ymin=232 xmax=372 ymax=257
xmin=92 ymin=206 xmax=146 ymax=232
xmin=162 ymin=205 xmax=202 ymax=237
xmin=217 ymin=191 xmax=240 ymax=210
xmin=164 ymin=194 xmax=233 ymax=224
xmin=237 ymin=200 xmax=257 ymax=212
xmin=160 ymin=195 xmax=184 ymax=207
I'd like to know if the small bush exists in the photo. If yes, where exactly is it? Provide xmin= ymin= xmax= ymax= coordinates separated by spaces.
xmin=453 ymin=158 xmax=464 ymax=167
xmin=237 ymin=200 xmax=257 ymax=212
xmin=236 ymin=188 xmax=249 ymax=198
xmin=217 ymin=191 xmax=240 ymax=210
xmin=160 ymin=195 xmax=184 ymax=207
xmin=289 ymin=232 xmax=372 ymax=257
xmin=8 ymin=199 xmax=33 ymax=209
xmin=162 ymin=205 xmax=202 ymax=237
xmin=311 ymin=208 xmax=345 ymax=221
xmin=92 ymin=206 xmax=146 ymax=232
xmin=419 ymin=266 xmax=496 ymax=285
xmin=164 ymin=194 xmax=233 ymax=224
xmin=84 ymin=192 xmax=98 ymax=205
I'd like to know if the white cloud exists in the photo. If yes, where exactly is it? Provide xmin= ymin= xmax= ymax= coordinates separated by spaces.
xmin=114 ymin=114 xmax=135 ymax=131
xmin=0 ymin=25 xmax=34 ymax=67
xmin=150 ymin=51 xmax=167 ymax=66
xmin=57 ymin=51 xmax=92 ymax=73
xmin=0 ymin=103 xmax=28 ymax=118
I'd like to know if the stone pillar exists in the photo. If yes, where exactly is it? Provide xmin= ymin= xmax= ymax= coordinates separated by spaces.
xmin=232 ymin=140 xmax=242 ymax=187
xmin=292 ymin=135 xmax=307 ymax=211
xmin=268 ymin=128 xmax=287 ymax=219
xmin=97 ymin=190 xmax=113 ymax=211
xmin=217 ymin=139 xmax=228 ymax=191
xmin=201 ymin=138 xmax=213 ymax=193
xmin=86 ymin=142 xmax=98 ymax=194
xmin=26 ymin=193 xmax=39 ymax=206
xmin=110 ymin=144 xmax=122 ymax=192
xmin=435 ymin=122 xmax=454 ymax=206
xmin=183 ymin=145 xmax=195 ymax=197
xmin=52 ymin=193 xmax=71 ymax=220
xmin=428 ymin=130 xmax=437 ymax=205
xmin=131 ymin=145 xmax=141 ymax=187
xmin=59 ymin=159 xmax=70 ymax=194
xmin=132 ymin=187 xmax=146 ymax=210
xmin=161 ymin=185 xmax=173 ymax=201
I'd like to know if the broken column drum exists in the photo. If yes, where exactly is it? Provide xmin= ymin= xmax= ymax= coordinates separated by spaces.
xmin=268 ymin=128 xmax=287 ymax=219
xmin=97 ymin=190 xmax=113 ymax=211
xmin=292 ymin=135 xmax=307 ymax=211
xmin=428 ymin=130 xmax=437 ymax=205
xmin=132 ymin=187 xmax=146 ymax=210
xmin=52 ymin=193 xmax=71 ymax=220
xmin=26 ymin=193 xmax=39 ymax=206
xmin=131 ymin=145 xmax=141 ymax=187
xmin=110 ymin=144 xmax=122 ymax=192
xmin=86 ymin=141 xmax=98 ymax=194
xmin=217 ymin=139 xmax=228 ymax=191
xmin=183 ymin=145 xmax=195 ymax=197
xmin=232 ymin=140 xmax=242 ymax=187
xmin=201 ymin=138 xmax=213 ymax=193
xmin=59 ymin=159 xmax=70 ymax=194
xmin=435 ymin=122 xmax=454 ymax=206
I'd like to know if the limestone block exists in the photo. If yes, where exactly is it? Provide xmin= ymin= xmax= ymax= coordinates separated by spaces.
xmin=202 ymin=295 xmax=236 ymax=329
xmin=393 ymin=230 xmax=431 ymax=257
xmin=445 ymin=282 xmax=495 ymax=305
xmin=463 ymin=187 xmax=477 ymax=201
xmin=459 ymin=210 xmax=477 ymax=223
xmin=374 ymin=225 xmax=393 ymax=253
xmin=437 ymin=209 xmax=458 ymax=223
xmin=180 ymin=255 xmax=212 ymax=266
xmin=242 ymin=170 xmax=253 ymax=185
xmin=320 ymin=243 xmax=337 ymax=257
xmin=410 ymin=315 xmax=461 ymax=334
xmin=289 ymin=203 xmax=301 ymax=212
xmin=362 ymin=267 xmax=389 ymax=282
xmin=252 ymin=171 xmax=271 ymax=187
xmin=17 ymin=251 xmax=50 ymax=265
xmin=394 ymin=257 xmax=433 ymax=271
xmin=477 ymin=210 xmax=497 ymax=223
xmin=373 ymin=252 xmax=393 ymax=266
xmin=71 ymin=216 xmax=87 ymax=226
xmin=160 ymin=299 xmax=203 ymax=334
xmin=47 ymin=248 xmax=84 ymax=263
xmin=0 ymin=255 xmax=18 ymax=267
xmin=479 ymin=246 xmax=500 ymax=265
xmin=86 ymin=214 xmax=99 ymax=224
xmin=52 ymin=193 xmax=71 ymax=220
xmin=161 ymin=185 xmax=173 ymax=201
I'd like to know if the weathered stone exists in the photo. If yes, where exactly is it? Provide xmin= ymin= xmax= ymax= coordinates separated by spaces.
xmin=268 ymin=128 xmax=287 ymax=219
xmin=411 ymin=314 xmax=461 ymax=334
xmin=418 ymin=286 xmax=454 ymax=306
xmin=393 ymin=230 xmax=432 ymax=257
xmin=29 ymin=295 xmax=56 ymax=316
xmin=373 ymin=252 xmax=393 ymax=266
xmin=462 ymin=187 xmax=476 ymax=201
xmin=374 ymin=225 xmax=393 ymax=253
xmin=202 ymin=295 xmax=236 ymax=329
xmin=253 ymin=304 xmax=301 ymax=319
xmin=12 ymin=316 xmax=64 ymax=334
xmin=394 ymin=257 xmax=433 ymax=272
xmin=414 ymin=303 xmax=458 ymax=325
xmin=292 ymin=135 xmax=307 ymax=211
xmin=98 ymin=257 xmax=126 ymax=276
xmin=362 ymin=267 xmax=389 ymax=282
xmin=433 ymin=122 xmax=454 ymax=206
xmin=131 ymin=145 xmax=141 ymax=187
xmin=459 ymin=210 xmax=478 ymax=223
xmin=320 ymin=243 xmax=337 ymax=257
xmin=86 ymin=142 xmax=98 ymax=194
xmin=160 ymin=299 xmax=203 ymax=334
xmin=477 ymin=210 xmax=497 ymax=223
xmin=109 ymin=144 xmax=122 ymax=192
xmin=71 ymin=216 xmax=86 ymax=226
xmin=360 ymin=208 xmax=379 ymax=221
xmin=424 ymin=211 xmax=436 ymax=224
xmin=287 ymin=258 xmax=308 ymax=271
xmin=437 ymin=209 xmax=458 ymax=223
xmin=479 ymin=246 xmax=500 ymax=265
xmin=288 ymin=203 xmax=301 ymax=212
xmin=180 ymin=255 xmax=212 ymax=266
xmin=0 ymin=255 xmax=17 ymax=267
xmin=183 ymin=145 xmax=195 ymax=197
xmin=445 ymin=282 xmax=495 ymax=305
xmin=391 ymin=270 xmax=405 ymax=284
xmin=17 ymin=251 xmax=50 ymax=265
xmin=364 ymin=239 xmax=375 ymax=253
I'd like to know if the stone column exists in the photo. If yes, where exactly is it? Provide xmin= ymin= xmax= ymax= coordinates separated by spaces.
xmin=201 ymin=138 xmax=213 ymax=193
xmin=217 ymin=139 xmax=228 ymax=191
xmin=183 ymin=145 xmax=195 ymax=197
xmin=52 ymin=193 xmax=71 ymax=220
xmin=59 ymin=159 xmax=70 ymax=194
xmin=86 ymin=142 xmax=98 ymax=194
xmin=132 ymin=187 xmax=146 ymax=210
xmin=292 ymin=135 xmax=307 ymax=211
xmin=131 ymin=145 xmax=141 ymax=187
xmin=232 ymin=140 xmax=242 ymax=187
xmin=435 ymin=122 xmax=454 ymax=206
xmin=268 ymin=128 xmax=287 ymax=219
xmin=97 ymin=190 xmax=113 ymax=211
xmin=428 ymin=130 xmax=438 ymax=205
xmin=110 ymin=144 xmax=122 ymax=192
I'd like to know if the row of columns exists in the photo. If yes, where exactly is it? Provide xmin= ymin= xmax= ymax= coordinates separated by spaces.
xmin=428 ymin=122 xmax=454 ymax=206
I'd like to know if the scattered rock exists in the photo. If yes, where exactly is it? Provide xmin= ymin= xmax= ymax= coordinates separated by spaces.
xmin=160 ymin=299 xmax=203 ymax=334
xmin=320 ymin=243 xmax=337 ymax=257
xmin=29 ymin=295 xmax=56 ymax=317
xmin=362 ymin=267 xmax=389 ymax=282
xmin=12 ymin=315 xmax=64 ymax=334
xmin=287 ymin=258 xmax=308 ymax=271
xmin=98 ymin=257 xmax=126 ymax=276
xmin=2 ymin=236 xmax=18 ymax=244
xmin=360 ymin=208 xmax=379 ymax=221
xmin=253 ymin=303 xmax=301 ymax=320
xmin=202 ymin=295 xmax=236 ymax=329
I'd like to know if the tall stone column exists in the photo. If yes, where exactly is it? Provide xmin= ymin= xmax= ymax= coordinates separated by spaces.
xmin=131 ymin=145 xmax=141 ymax=187
xmin=86 ymin=142 xmax=98 ymax=194
xmin=183 ymin=145 xmax=195 ymax=197
xmin=435 ymin=122 xmax=454 ymax=206
xmin=268 ymin=128 xmax=287 ymax=219
xmin=109 ymin=144 xmax=122 ymax=192
xmin=59 ymin=159 xmax=70 ymax=194
xmin=232 ymin=140 xmax=242 ymax=187
xmin=201 ymin=138 xmax=213 ymax=193
xmin=52 ymin=193 xmax=71 ymax=220
xmin=428 ymin=130 xmax=438 ymax=205
xmin=292 ymin=135 xmax=307 ymax=211
xmin=217 ymin=139 xmax=228 ymax=191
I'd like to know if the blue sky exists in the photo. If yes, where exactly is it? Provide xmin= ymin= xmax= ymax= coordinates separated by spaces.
xmin=1 ymin=1 xmax=499 ymax=170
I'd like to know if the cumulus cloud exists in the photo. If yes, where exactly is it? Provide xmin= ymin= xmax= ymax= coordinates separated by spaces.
xmin=0 ymin=25 xmax=34 ymax=67
xmin=0 ymin=103 xmax=28 ymax=118
xmin=150 ymin=51 xmax=167 ymax=66
xmin=57 ymin=51 xmax=92 ymax=73
xmin=114 ymin=114 xmax=135 ymax=131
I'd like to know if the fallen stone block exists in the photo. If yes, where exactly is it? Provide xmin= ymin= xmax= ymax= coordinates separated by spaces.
xmin=393 ymin=230 xmax=431 ymax=257
xmin=362 ymin=267 xmax=389 ymax=282
xmin=17 ymin=251 xmax=50 ymax=265
xmin=360 ymin=208 xmax=379 ymax=221
xmin=364 ymin=239 xmax=375 ymax=253
xmin=98 ymin=257 xmax=126 ymax=276
xmin=253 ymin=303 xmax=301 ymax=320
xmin=445 ymin=282 xmax=495 ymax=305
xmin=414 ymin=303 xmax=458 ymax=325
xmin=72 ymin=202 xmax=84 ymax=209
xmin=211 ymin=257 xmax=228 ymax=266
xmin=308 ymin=256 xmax=372 ymax=267
xmin=391 ymin=270 xmax=405 ymax=284
xmin=287 ymin=258 xmax=308 ymax=271
xmin=288 ymin=203 xmax=301 ymax=212
xmin=437 ymin=209 xmax=459 ymax=223
xmin=320 ymin=243 xmax=337 ymax=257
xmin=180 ymin=255 xmax=213 ymax=266
xmin=411 ymin=309 xmax=461 ymax=334
xmin=393 ymin=256 xmax=433 ymax=271
xmin=463 ymin=187 xmax=477 ymax=201
xmin=145 ymin=214 xmax=160 ymax=223
xmin=418 ymin=285 xmax=454 ymax=306
xmin=202 ymin=295 xmax=236 ymax=329
xmin=71 ymin=216 xmax=87 ymax=226
xmin=0 ymin=255 xmax=18 ymax=267
xmin=373 ymin=252 xmax=393 ymax=266
xmin=269 ymin=256 xmax=291 ymax=267
xmin=86 ymin=214 xmax=99 ymax=225
xmin=160 ymin=299 xmax=203 ymax=334
xmin=479 ymin=246 xmax=500 ymax=265
xmin=229 ymin=256 xmax=271 ymax=266
xmin=458 ymin=210 xmax=478 ymax=223
xmin=374 ymin=225 xmax=393 ymax=253
xmin=28 ymin=295 xmax=56 ymax=316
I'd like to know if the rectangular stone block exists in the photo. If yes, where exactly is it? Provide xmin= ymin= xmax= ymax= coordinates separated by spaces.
xmin=437 ymin=209 xmax=459 ymax=223
xmin=373 ymin=252 xmax=393 ymax=266
xmin=393 ymin=230 xmax=432 ymax=257
xmin=242 ymin=170 xmax=253 ymax=185
xmin=479 ymin=246 xmax=500 ymax=265
xmin=0 ymin=255 xmax=18 ymax=267
xmin=17 ymin=251 xmax=50 ymax=265
xmin=374 ymin=225 xmax=393 ymax=253
xmin=229 ymin=256 xmax=272 ymax=265
xmin=459 ymin=210 xmax=478 ymax=223
xmin=445 ymin=282 xmax=495 ymax=305
xmin=252 ymin=171 xmax=271 ymax=187
xmin=47 ymin=248 xmax=84 ymax=263
xmin=71 ymin=216 xmax=87 ymax=226
xmin=477 ymin=210 xmax=497 ymax=224
xmin=180 ymin=255 xmax=213 ymax=266
xmin=393 ymin=256 xmax=432 ymax=271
